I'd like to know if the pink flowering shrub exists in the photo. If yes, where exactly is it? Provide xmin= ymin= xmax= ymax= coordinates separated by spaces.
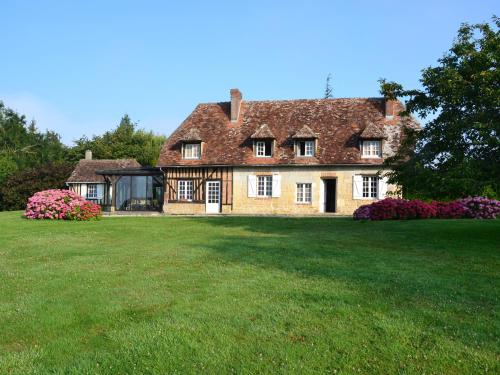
xmin=24 ymin=189 xmax=101 ymax=221
xmin=353 ymin=197 xmax=499 ymax=220
xmin=457 ymin=197 xmax=500 ymax=219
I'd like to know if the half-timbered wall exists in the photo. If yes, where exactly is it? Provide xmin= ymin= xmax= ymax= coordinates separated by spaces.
xmin=164 ymin=167 xmax=233 ymax=206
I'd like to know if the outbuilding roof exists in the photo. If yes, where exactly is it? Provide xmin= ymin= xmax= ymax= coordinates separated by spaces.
xmin=66 ymin=159 xmax=141 ymax=183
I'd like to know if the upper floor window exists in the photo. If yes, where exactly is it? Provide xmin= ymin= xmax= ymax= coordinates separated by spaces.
xmin=361 ymin=140 xmax=382 ymax=158
xmin=183 ymin=143 xmax=201 ymax=159
xmin=87 ymin=184 xmax=97 ymax=199
xmin=255 ymin=140 xmax=273 ymax=157
xmin=296 ymin=140 xmax=315 ymax=157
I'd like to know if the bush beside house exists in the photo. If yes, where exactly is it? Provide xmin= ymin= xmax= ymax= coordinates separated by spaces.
xmin=354 ymin=197 xmax=500 ymax=221
xmin=24 ymin=189 xmax=101 ymax=221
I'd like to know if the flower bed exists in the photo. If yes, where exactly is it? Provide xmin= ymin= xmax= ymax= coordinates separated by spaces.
xmin=24 ymin=189 xmax=101 ymax=221
xmin=353 ymin=197 xmax=499 ymax=221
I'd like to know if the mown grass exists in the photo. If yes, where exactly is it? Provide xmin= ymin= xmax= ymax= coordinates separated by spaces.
xmin=0 ymin=211 xmax=499 ymax=374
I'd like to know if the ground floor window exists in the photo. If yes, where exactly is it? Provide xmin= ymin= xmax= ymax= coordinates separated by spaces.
xmin=87 ymin=184 xmax=97 ymax=199
xmin=178 ymin=180 xmax=194 ymax=201
xmin=296 ymin=183 xmax=312 ymax=203
xmin=362 ymin=176 xmax=378 ymax=198
xmin=257 ymin=176 xmax=272 ymax=197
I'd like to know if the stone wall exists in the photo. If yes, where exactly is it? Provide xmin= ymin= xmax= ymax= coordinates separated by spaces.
xmin=163 ymin=202 xmax=233 ymax=215
xmin=232 ymin=166 xmax=396 ymax=215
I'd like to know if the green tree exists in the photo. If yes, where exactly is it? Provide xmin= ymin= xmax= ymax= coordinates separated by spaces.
xmin=68 ymin=115 xmax=167 ymax=166
xmin=0 ymin=102 xmax=68 ymax=169
xmin=380 ymin=17 xmax=499 ymax=199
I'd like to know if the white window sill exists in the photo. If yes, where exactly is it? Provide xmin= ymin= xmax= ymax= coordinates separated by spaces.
xmin=361 ymin=155 xmax=382 ymax=159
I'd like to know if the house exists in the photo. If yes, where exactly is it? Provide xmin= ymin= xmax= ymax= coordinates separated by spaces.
xmin=66 ymin=89 xmax=417 ymax=215
xmin=66 ymin=151 xmax=143 ymax=208
xmin=156 ymin=89 xmax=418 ymax=215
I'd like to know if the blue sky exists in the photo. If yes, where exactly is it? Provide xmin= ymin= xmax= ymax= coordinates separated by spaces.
xmin=1 ymin=1 xmax=497 ymax=145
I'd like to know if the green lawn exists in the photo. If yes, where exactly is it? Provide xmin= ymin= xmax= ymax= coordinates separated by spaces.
xmin=0 ymin=211 xmax=499 ymax=374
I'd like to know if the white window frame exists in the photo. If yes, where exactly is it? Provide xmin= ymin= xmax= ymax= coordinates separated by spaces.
xmin=87 ymin=184 xmax=98 ymax=199
xmin=296 ymin=183 xmax=312 ymax=203
xmin=255 ymin=141 xmax=272 ymax=157
xmin=183 ymin=143 xmax=201 ymax=159
xmin=362 ymin=176 xmax=378 ymax=198
xmin=178 ymin=180 xmax=194 ymax=201
xmin=296 ymin=140 xmax=315 ymax=157
xmin=257 ymin=176 xmax=273 ymax=197
xmin=361 ymin=140 xmax=382 ymax=158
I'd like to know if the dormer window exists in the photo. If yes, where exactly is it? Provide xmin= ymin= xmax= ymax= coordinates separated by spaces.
xmin=296 ymin=140 xmax=315 ymax=157
xmin=183 ymin=143 xmax=201 ymax=159
xmin=255 ymin=140 xmax=273 ymax=157
xmin=361 ymin=140 xmax=382 ymax=158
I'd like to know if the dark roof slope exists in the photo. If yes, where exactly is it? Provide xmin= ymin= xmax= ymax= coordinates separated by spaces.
xmin=67 ymin=159 xmax=141 ymax=183
xmin=157 ymin=98 xmax=419 ymax=166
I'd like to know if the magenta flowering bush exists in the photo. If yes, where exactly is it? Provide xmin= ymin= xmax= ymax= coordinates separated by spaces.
xmin=360 ymin=198 xmax=437 ymax=221
xmin=457 ymin=197 xmax=500 ymax=219
xmin=353 ymin=204 xmax=372 ymax=220
xmin=24 ymin=189 xmax=101 ymax=221
xmin=353 ymin=197 xmax=499 ymax=221
xmin=433 ymin=201 xmax=466 ymax=219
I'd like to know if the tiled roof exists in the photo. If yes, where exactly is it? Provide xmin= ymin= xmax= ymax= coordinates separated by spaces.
xmin=157 ymin=97 xmax=419 ymax=166
xmin=66 ymin=159 xmax=141 ymax=183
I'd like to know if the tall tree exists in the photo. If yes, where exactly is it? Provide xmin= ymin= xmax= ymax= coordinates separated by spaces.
xmin=0 ymin=101 xmax=68 ymax=180
xmin=68 ymin=115 xmax=167 ymax=166
xmin=324 ymin=73 xmax=333 ymax=99
xmin=380 ymin=17 xmax=499 ymax=199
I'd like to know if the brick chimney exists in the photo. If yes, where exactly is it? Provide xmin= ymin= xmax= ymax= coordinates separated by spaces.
xmin=85 ymin=150 xmax=92 ymax=160
xmin=385 ymin=99 xmax=395 ymax=119
xmin=230 ymin=88 xmax=242 ymax=122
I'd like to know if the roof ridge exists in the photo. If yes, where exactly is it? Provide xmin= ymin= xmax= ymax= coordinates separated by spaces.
xmin=79 ymin=158 xmax=138 ymax=162
xmin=196 ymin=97 xmax=385 ymax=106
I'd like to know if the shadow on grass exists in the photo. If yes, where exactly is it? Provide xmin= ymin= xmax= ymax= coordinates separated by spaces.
xmin=182 ymin=217 xmax=500 ymax=349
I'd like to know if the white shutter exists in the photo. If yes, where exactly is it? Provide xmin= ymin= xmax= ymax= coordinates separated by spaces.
xmin=247 ymin=175 xmax=257 ymax=197
xmin=378 ymin=176 xmax=388 ymax=199
xmin=352 ymin=175 xmax=363 ymax=199
xmin=80 ymin=184 xmax=87 ymax=198
xmin=96 ymin=184 xmax=104 ymax=199
xmin=272 ymin=174 xmax=281 ymax=197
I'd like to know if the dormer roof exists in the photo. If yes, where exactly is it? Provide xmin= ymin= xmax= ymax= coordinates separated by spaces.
xmin=291 ymin=125 xmax=318 ymax=139
xmin=250 ymin=124 xmax=275 ymax=139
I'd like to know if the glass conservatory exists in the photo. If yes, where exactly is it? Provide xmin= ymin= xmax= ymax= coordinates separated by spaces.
xmin=96 ymin=167 xmax=164 ymax=212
